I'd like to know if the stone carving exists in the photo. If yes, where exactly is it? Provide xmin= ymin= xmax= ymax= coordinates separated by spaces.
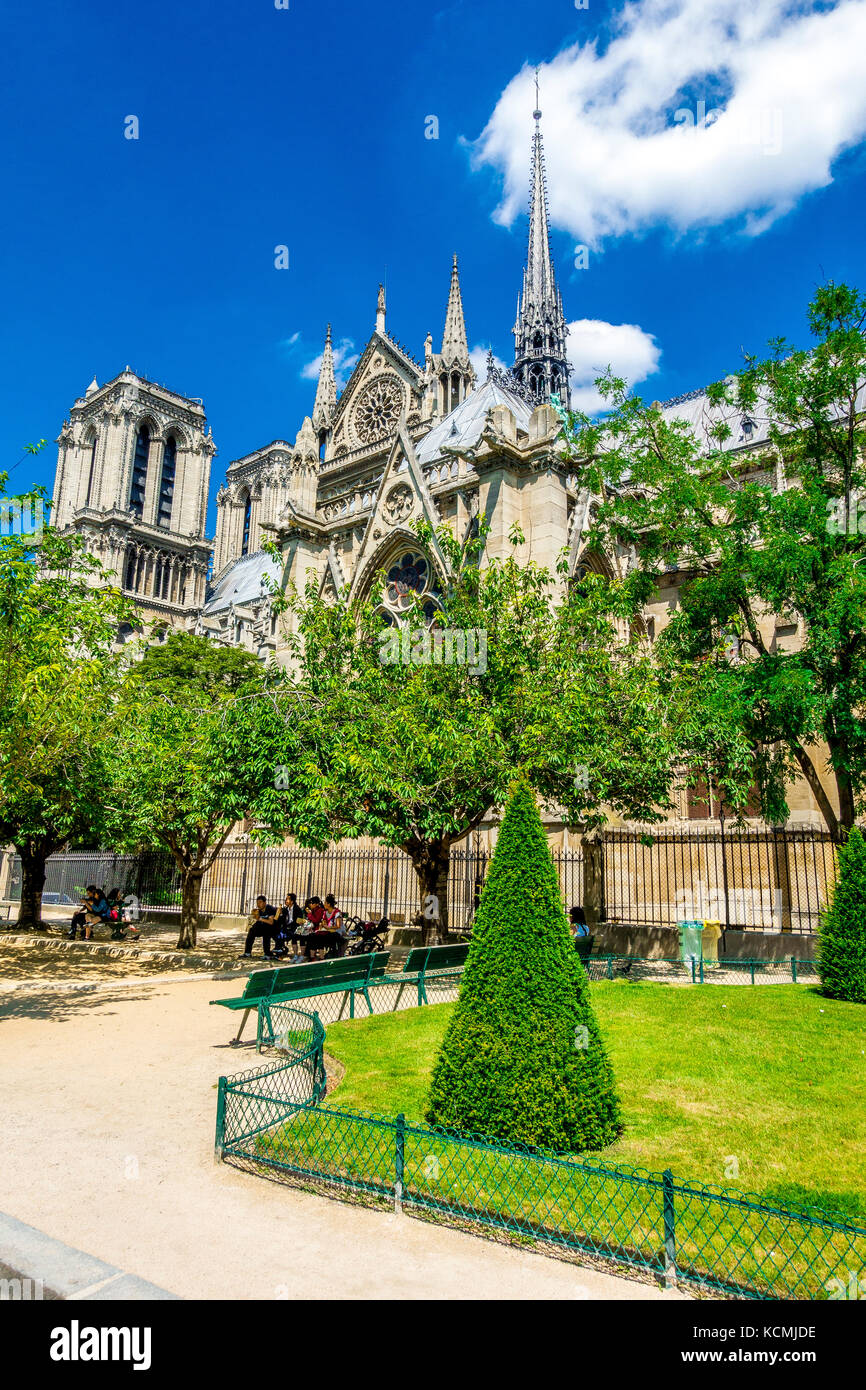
xmin=353 ymin=374 xmax=404 ymax=445
xmin=383 ymin=482 xmax=414 ymax=526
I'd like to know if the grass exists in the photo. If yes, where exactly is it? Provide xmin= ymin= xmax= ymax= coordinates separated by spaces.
xmin=323 ymin=983 xmax=866 ymax=1223
xmin=237 ymin=982 xmax=866 ymax=1297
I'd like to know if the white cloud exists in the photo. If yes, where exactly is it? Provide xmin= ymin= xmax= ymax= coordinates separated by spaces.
xmin=474 ymin=0 xmax=866 ymax=243
xmin=469 ymin=343 xmax=508 ymax=380
xmin=301 ymin=338 xmax=359 ymax=390
xmin=568 ymin=319 xmax=661 ymax=413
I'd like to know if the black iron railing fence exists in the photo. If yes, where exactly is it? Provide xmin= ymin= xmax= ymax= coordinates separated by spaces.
xmin=0 ymin=825 xmax=838 ymax=934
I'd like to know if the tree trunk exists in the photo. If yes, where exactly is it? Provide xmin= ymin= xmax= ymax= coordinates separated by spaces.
xmin=828 ymin=739 xmax=857 ymax=836
xmin=16 ymin=839 xmax=49 ymax=931
xmin=176 ymin=870 xmax=203 ymax=950
xmin=410 ymin=840 xmax=451 ymax=944
xmin=791 ymin=740 xmax=842 ymax=841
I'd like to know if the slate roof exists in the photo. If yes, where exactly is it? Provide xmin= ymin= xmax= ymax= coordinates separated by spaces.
xmin=203 ymin=549 xmax=283 ymax=615
xmin=416 ymin=376 xmax=534 ymax=465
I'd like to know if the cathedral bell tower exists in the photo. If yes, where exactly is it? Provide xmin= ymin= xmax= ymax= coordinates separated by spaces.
xmin=512 ymin=85 xmax=571 ymax=409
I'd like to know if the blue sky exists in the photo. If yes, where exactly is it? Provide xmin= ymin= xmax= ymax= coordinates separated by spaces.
xmin=2 ymin=0 xmax=865 ymax=531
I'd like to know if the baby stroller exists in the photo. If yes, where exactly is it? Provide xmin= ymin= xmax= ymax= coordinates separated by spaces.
xmin=345 ymin=915 xmax=389 ymax=955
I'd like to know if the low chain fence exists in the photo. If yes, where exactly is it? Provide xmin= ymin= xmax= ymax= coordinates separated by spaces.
xmin=583 ymin=956 xmax=820 ymax=985
xmin=215 ymin=997 xmax=865 ymax=1299
xmin=1 ymin=825 xmax=841 ymax=935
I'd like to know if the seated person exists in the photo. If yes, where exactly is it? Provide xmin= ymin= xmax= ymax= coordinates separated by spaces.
xmin=302 ymin=895 xmax=345 ymax=960
xmin=241 ymin=895 xmax=278 ymax=960
xmin=274 ymin=893 xmax=306 ymax=961
xmin=569 ymin=905 xmax=589 ymax=940
xmin=69 ymin=886 xmax=112 ymax=941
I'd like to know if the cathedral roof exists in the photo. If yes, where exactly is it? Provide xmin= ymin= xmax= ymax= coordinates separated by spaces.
xmin=203 ymin=548 xmax=283 ymax=615
xmin=416 ymin=375 xmax=533 ymax=465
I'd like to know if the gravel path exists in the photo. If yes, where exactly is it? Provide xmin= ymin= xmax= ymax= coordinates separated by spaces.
xmin=0 ymin=973 xmax=686 ymax=1301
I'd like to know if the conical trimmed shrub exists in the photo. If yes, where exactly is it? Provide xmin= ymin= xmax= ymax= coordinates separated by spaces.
xmin=819 ymin=827 xmax=866 ymax=1004
xmin=425 ymin=781 xmax=622 ymax=1152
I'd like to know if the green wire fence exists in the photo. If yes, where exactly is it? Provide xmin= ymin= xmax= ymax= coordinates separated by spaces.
xmin=215 ymin=998 xmax=865 ymax=1300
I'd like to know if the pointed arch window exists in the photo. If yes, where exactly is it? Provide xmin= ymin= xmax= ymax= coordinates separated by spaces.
xmin=380 ymin=551 xmax=442 ymax=625
xmin=528 ymin=363 xmax=546 ymax=401
xmin=158 ymin=436 xmax=177 ymax=527
xmin=84 ymin=434 xmax=99 ymax=508
xmin=241 ymin=493 xmax=251 ymax=556
xmin=129 ymin=425 xmax=150 ymax=516
xmin=124 ymin=546 xmax=137 ymax=592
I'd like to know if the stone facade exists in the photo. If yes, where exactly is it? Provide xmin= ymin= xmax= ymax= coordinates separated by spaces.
xmin=52 ymin=368 xmax=214 ymax=639
xmin=49 ymin=109 xmax=848 ymax=829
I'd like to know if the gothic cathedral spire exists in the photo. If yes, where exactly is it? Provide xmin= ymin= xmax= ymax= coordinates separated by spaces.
xmin=441 ymin=253 xmax=469 ymax=361
xmin=512 ymin=87 xmax=571 ymax=408
xmin=432 ymin=254 xmax=475 ymax=417
xmin=312 ymin=323 xmax=337 ymax=446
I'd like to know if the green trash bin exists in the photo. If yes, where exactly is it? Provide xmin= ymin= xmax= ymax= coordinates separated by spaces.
xmin=677 ymin=919 xmax=703 ymax=969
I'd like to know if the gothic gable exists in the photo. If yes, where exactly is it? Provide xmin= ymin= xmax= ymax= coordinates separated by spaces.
xmin=348 ymin=417 xmax=450 ymax=603
xmin=328 ymin=333 xmax=424 ymax=460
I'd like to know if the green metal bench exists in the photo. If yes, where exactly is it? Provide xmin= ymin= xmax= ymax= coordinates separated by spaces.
xmin=211 ymin=952 xmax=391 ymax=1050
xmin=386 ymin=942 xmax=470 ymax=1007
xmin=575 ymin=934 xmax=595 ymax=964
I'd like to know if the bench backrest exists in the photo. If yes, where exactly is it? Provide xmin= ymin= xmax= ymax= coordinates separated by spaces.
xmin=241 ymin=969 xmax=280 ymax=1001
xmin=403 ymin=942 xmax=470 ymax=974
xmin=271 ymin=951 xmax=391 ymax=994
xmin=575 ymin=935 xmax=595 ymax=960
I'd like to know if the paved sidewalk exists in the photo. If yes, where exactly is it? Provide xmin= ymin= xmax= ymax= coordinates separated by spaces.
xmin=0 ymin=976 xmax=687 ymax=1301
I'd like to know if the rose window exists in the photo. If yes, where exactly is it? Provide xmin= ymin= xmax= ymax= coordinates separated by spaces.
xmin=354 ymin=375 xmax=404 ymax=444
xmin=380 ymin=551 xmax=442 ymax=624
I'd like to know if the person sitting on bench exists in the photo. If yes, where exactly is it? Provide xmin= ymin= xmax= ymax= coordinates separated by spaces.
xmin=569 ymin=905 xmax=589 ymax=939
xmin=241 ymin=896 xmax=278 ymax=960
xmin=303 ymin=894 xmax=345 ymax=960
xmin=69 ymin=885 xmax=112 ymax=941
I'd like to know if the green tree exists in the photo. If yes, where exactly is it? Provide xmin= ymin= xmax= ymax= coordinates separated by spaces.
xmin=0 ymin=471 xmax=132 ymax=927
xmin=425 ymin=780 xmax=622 ymax=1152
xmin=108 ymin=633 xmax=280 ymax=949
xmin=819 ymin=826 xmax=866 ymax=1003
xmin=256 ymin=523 xmax=679 ymax=939
xmin=559 ymin=283 xmax=866 ymax=838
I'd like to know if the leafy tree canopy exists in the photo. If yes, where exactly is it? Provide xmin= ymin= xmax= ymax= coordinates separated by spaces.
xmin=559 ymin=282 xmax=866 ymax=838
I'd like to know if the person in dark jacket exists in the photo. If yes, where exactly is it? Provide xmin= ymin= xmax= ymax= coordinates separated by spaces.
xmin=241 ymin=895 xmax=278 ymax=959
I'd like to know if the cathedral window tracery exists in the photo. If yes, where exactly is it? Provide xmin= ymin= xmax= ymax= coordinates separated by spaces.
xmin=129 ymin=424 xmax=150 ymax=516
xmin=158 ymin=435 xmax=177 ymax=527
xmin=353 ymin=374 xmax=404 ymax=444
xmin=379 ymin=550 xmax=442 ymax=626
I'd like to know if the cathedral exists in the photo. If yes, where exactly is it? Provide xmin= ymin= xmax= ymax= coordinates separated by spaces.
xmin=49 ymin=106 xmax=829 ymax=825
xmin=51 ymin=106 xmax=576 ymax=661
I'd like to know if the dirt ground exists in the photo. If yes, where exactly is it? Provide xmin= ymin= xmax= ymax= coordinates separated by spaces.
xmin=0 ymin=950 xmax=685 ymax=1301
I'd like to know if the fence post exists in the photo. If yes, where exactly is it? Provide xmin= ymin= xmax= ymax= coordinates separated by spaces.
xmin=690 ymin=957 xmax=696 ymax=984
xmin=607 ymin=954 xmax=613 ymax=981
xmin=698 ymin=955 xmax=704 ymax=985
xmin=215 ymin=1077 xmax=227 ymax=1162
xmin=394 ymin=1112 xmax=405 ymax=1214
xmin=791 ymin=956 xmax=798 ymax=983
xmin=662 ymin=1169 xmax=677 ymax=1288
xmin=750 ymin=961 xmax=756 ymax=985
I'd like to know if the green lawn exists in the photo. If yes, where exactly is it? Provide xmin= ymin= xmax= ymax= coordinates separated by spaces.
xmin=324 ymin=983 xmax=866 ymax=1223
